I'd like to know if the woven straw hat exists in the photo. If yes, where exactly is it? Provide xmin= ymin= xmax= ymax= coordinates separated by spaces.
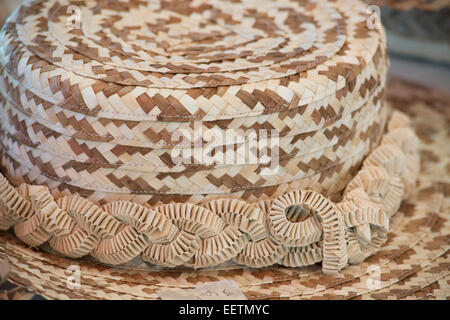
xmin=0 ymin=0 xmax=448 ymax=299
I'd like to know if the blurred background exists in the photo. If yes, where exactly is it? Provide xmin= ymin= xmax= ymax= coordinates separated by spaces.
xmin=0 ymin=0 xmax=449 ymax=91
xmin=0 ymin=0 xmax=18 ymax=28
xmin=365 ymin=0 xmax=450 ymax=91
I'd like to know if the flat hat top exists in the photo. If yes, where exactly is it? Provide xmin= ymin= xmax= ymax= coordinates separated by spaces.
xmin=1 ymin=0 xmax=383 ymax=122
xmin=14 ymin=0 xmax=346 ymax=88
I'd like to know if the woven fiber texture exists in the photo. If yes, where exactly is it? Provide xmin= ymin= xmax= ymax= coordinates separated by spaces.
xmin=0 ymin=0 xmax=389 ymax=206
xmin=0 ymin=77 xmax=447 ymax=299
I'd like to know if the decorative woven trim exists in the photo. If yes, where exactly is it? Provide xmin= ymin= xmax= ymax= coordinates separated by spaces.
xmin=233 ymin=237 xmax=287 ymax=268
xmin=279 ymin=242 xmax=323 ymax=267
xmin=0 ymin=111 xmax=420 ymax=275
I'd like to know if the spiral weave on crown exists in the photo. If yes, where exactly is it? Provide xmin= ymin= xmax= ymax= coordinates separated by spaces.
xmin=0 ymin=111 xmax=420 ymax=275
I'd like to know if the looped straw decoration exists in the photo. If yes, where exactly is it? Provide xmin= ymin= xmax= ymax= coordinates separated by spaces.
xmin=340 ymin=188 xmax=389 ymax=232
xmin=269 ymin=189 xmax=347 ymax=274
xmin=382 ymin=127 xmax=420 ymax=157
xmin=363 ymin=143 xmax=419 ymax=195
xmin=192 ymin=225 xmax=248 ymax=268
xmin=0 ymin=112 xmax=420 ymax=273
xmin=0 ymin=175 xmax=33 ymax=229
xmin=57 ymin=196 xmax=122 ymax=239
xmin=142 ymin=230 xmax=200 ymax=268
xmin=203 ymin=198 xmax=268 ymax=242
xmin=268 ymin=190 xmax=323 ymax=247
xmin=153 ymin=203 xmax=225 ymax=239
xmin=103 ymin=201 xmax=178 ymax=244
xmin=279 ymin=242 xmax=323 ymax=268
xmin=338 ymin=188 xmax=390 ymax=264
xmin=387 ymin=110 xmax=411 ymax=132
xmin=345 ymin=166 xmax=404 ymax=218
xmin=91 ymin=225 xmax=151 ymax=265
xmin=48 ymin=225 xmax=99 ymax=258
xmin=233 ymin=237 xmax=287 ymax=268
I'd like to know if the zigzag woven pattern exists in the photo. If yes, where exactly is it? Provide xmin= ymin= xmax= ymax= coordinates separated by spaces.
xmin=0 ymin=111 xmax=421 ymax=274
